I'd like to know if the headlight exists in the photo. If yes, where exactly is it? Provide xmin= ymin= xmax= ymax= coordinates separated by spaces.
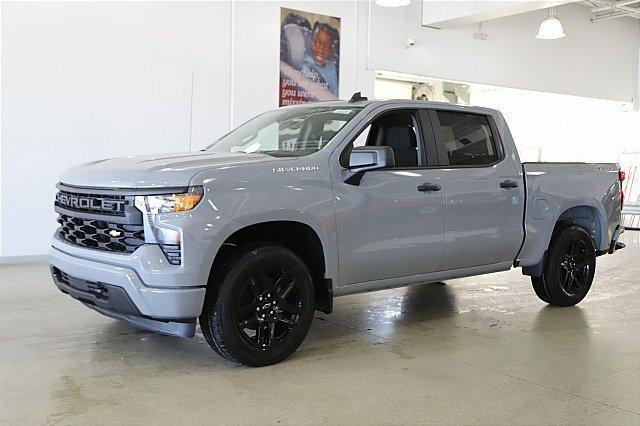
xmin=134 ymin=187 xmax=203 ymax=215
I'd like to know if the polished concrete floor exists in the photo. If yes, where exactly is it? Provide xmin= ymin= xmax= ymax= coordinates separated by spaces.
xmin=1 ymin=232 xmax=639 ymax=425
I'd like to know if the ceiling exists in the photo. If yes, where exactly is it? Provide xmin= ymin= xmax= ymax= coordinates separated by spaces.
xmin=581 ymin=0 xmax=640 ymax=22
xmin=421 ymin=0 xmax=640 ymax=28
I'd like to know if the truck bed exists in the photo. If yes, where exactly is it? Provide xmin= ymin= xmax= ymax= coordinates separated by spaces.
xmin=516 ymin=162 xmax=623 ymax=269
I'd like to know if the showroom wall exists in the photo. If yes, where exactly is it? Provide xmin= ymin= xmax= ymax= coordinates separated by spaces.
xmin=1 ymin=2 xmax=234 ymax=259
xmin=1 ymin=1 xmax=639 ymax=260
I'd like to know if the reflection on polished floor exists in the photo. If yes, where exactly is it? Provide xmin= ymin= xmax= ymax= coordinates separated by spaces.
xmin=1 ymin=232 xmax=639 ymax=424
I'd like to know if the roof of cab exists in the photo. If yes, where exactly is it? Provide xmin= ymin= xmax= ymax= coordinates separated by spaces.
xmin=281 ymin=98 xmax=500 ymax=116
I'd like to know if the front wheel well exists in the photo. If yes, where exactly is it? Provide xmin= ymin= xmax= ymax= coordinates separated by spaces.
xmin=208 ymin=221 xmax=332 ymax=314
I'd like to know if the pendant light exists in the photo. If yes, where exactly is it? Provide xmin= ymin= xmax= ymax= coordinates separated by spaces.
xmin=536 ymin=7 xmax=566 ymax=40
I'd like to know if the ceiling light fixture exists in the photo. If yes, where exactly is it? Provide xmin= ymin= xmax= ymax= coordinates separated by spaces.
xmin=536 ymin=7 xmax=565 ymax=40
xmin=474 ymin=22 xmax=490 ymax=41
xmin=375 ymin=0 xmax=411 ymax=7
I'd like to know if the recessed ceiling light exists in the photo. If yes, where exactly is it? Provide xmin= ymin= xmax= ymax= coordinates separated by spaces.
xmin=536 ymin=7 xmax=566 ymax=40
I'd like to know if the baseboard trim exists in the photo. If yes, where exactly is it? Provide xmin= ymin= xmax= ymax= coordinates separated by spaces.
xmin=0 ymin=254 xmax=49 ymax=265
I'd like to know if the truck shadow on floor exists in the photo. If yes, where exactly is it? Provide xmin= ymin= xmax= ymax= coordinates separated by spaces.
xmin=90 ymin=281 xmax=458 ymax=367
xmin=318 ymin=281 xmax=459 ymax=327
xmin=89 ymin=281 xmax=591 ymax=368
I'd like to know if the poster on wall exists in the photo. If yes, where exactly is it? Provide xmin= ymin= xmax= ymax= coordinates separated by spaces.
xmin=279 ymin=8 xmax=340 ymax=106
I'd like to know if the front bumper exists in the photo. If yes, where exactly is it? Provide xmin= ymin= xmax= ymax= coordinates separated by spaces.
xmin=50 ymin=244 xmax=206 ymax=337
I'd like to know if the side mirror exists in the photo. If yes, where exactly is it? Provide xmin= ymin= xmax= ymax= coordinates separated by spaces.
xmin=342 ymin=146 xmax=395 ymax=185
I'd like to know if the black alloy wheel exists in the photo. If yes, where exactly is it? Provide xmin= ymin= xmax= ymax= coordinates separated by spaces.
xmin=531 ymin=226 xmax=596 ymax=307
xmin=235 ymin=267 xmax=303 ymax=349
xmin=557 ymin=238 xmax=593 ymax=296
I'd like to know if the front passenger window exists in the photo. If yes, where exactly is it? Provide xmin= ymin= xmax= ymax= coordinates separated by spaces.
xmin=347 ymin=110 xmax=423 ymax=168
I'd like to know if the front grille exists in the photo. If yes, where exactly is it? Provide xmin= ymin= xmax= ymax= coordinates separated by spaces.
xmin=55 ymin=190 xmax=127 ymax=217
xmin=54 ymin=185 xmax=181 ymax=264
xmin=57 ymin=214 xmax=144 ymax=253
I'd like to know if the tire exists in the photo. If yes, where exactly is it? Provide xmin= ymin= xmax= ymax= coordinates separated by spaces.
xmin=531 ymin=226 xmax=596 ymax=307
xmin=531 ymin=276 xmax=551 ymax=304
xmin=199 ymin=244 xmax=315 ymax=366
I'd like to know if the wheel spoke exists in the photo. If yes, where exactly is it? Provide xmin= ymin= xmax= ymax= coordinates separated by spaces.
xmin=268 ymin=321 xmax=276 ymax=345
xmin=575 ymin=264 xmax=589 ymax=287
xmin=248 ymin=277 xmax=261 ymax=298
xmin=278 ymin=300 xmax=301 ymax=315
xmin=273 ymin=270 xmax=289 ymax=292
xmin=279 ymin=279 xmax=296 ymax=299
xmin=573 ymin=252 xmax=591 ymax=266
xmin=237 ymin=301 xmax=258 ymax=322
xmin=569 ymin=241 xmax=577 ymax=256
xmin=561 ymin=268 xmax=571 ymax=288
xmin=239 ymin=316 xmax=258 ymax=329
xmin=566 ymin=273 xmax=575 ymax=292
xmin=275 ymin=313 xmax=295 ymax=326
xmin=560 ymin=267 xmax=568 ymax=284
xmin=572 ymin=275 xmax=583 ymax=290
xmin=256 ymin=324 xmax=267 ymax=346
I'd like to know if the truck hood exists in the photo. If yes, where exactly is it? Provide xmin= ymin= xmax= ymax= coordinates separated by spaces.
xmin=59 ymin=151 xmax=282 ymax=189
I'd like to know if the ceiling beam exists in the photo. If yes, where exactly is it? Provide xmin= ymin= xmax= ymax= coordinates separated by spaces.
xmin=590 ymin=9 xmax=640 ymax=20
xmin=583 ymin=0 xmax=640 ymax=20
xmin=591 ymin=0 xmax=640 ymax=12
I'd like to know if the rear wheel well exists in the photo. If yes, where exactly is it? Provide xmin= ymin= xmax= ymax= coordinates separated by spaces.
xmin=523 ymin=205 xmax=602 ymax=278
xmin=554 ymin=206 xmax=601 ymax=249
xmin=208 ymin=221 xmax=332 ymax=313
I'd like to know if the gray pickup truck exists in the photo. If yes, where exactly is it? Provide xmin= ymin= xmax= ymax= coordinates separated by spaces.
xmin=51 ymin=96 xmax=626 ymax=366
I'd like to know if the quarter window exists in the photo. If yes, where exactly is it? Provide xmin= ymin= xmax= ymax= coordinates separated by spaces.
xmin=352 ymin=125 xmax=371 ymax=148
xmin=435 ymin=111 xmax=499 ymax=166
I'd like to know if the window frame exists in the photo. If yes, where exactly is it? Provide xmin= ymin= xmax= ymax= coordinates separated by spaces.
xmin=427 ymin=109 xmax=505 ymax=168
xmin=339 ymin=108 xmax=439 ymax=170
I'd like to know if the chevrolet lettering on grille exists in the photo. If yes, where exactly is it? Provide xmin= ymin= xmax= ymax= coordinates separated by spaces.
xmin=55 ymin=193 xmax=125 ymax=214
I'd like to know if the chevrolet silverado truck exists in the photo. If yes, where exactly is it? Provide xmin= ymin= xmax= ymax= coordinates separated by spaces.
xmin=51 ymin=96 xmax=626 ymax=366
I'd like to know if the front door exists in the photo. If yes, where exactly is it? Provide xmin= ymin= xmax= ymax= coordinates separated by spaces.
xmin=333 ymin=108 xmax=445 ymax=285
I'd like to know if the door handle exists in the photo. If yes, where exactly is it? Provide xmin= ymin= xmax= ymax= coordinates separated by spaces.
xmin=500 ymin=180 xmax=519 ymax=189
xmin=417 ymin=183 xmax=441 ymax=192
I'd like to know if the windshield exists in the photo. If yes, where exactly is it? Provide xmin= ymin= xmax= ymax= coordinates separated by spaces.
xmin=207 ymin=106 xmax=362 ymax=157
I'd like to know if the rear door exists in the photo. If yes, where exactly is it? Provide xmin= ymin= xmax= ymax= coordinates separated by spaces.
xmin=428 ymin=109 xmax=525 ymax=269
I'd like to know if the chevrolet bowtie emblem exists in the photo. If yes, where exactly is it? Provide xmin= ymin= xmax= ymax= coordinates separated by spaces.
xmin=108 ymin=229 xmax=123 ymax=238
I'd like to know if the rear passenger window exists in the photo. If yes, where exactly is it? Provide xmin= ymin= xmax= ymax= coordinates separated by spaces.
xmin=435 ymin=111 xmax=499 ymax=166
